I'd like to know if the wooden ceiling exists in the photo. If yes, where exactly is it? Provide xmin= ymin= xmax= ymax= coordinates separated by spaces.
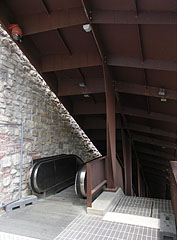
xmin=0 ymin=0 xmax=176 ymax=198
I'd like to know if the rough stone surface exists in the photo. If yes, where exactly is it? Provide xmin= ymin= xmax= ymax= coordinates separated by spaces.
xmin=0 ymin=25 xmax=101 ymax=205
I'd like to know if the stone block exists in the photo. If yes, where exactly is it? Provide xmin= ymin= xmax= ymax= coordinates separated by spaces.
xmin=160 ymin=213 xmax=177 ymax=240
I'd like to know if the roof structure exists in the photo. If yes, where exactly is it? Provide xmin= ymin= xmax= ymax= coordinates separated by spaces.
xmin=0 ymin=0 xmax=177 ymax=198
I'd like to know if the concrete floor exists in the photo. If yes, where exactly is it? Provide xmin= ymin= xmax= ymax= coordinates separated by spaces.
xmin=0 ymin=186 xmax=175 ymax=240
xmin=0 ymin=186 xmax=86 ymax=240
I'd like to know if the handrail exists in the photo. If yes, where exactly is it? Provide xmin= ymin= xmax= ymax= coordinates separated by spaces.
xmin=87 ymin=156 xmax=107 ymax=207
xmin=170 ymin=161 xmax=177 ymax=226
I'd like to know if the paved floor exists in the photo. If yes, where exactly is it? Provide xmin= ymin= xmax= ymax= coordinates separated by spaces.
xmin=0 ymin=186 xmax=175 ymax=240
xmin=0 ymin=186 xmax=86 ymax=240
xmin=113 ymin=196 xmax=173 ymax=218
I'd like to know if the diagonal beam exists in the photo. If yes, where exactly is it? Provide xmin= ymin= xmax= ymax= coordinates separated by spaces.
xmin=127 ymin=123 xmax=177 ymax=139
xmin=41 ymin=54 xmax=177 ymax=72
xmin=122 ymin=129 xmax=133 ymax=195
xmin=123 ymin=107 xmax=177 ymax=124
xmin=83 ymin=119 xmax=177 ymax=139
xmin=17 ymin=8 xmax=87 ymax=36
xmin=132 ymin=134 xmax=176 ymax=150
xmin=73 ymin=102 xmax=177 ymax=124
xmin=139 ymin=154 xmax=169 ymax=167
xmin=41 ymin=53 xmax=101 ymax=72
xmin=136 ymin=146 xmax=176 ymax=160
xmin=58 ymin=78 xmax=177 ymax=102
xmin=116 ymin=82 xmax=177 ymax=101
xmin=17 ymin=10 xmax=177 ymax=37
xmin=92 ymin=10 xmax=177 ymax=25
xmin=108 ymin=55 xmax=177 ymax=72
xmin=81 ymin=0 xmax=123 ymax=190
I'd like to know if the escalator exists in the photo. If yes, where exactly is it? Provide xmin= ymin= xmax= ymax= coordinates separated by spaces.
xmin=29 ymin=154 xmax=85 ymax=195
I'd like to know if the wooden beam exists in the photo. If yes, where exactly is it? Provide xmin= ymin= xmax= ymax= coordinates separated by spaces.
xmin=73 ymin=102 xmax=177 ymax=124
xmin=42 ymin=54 xmax=177 ymax=72
xmin=58 ymin=79 xmax=177 ymax=102
xmin=41 ymin=53 xmax=101 ymax=72
xmin=116 ymin=82 xmax=177 ymax=101
xmin=132 ymin=134 xmax=176 ymax=150
xmin=138 ymin=154 xmax=169 ymax=167
xmin=143 ymin=168 xmax=166 ymax=177
xmin=122 ymin=129 xmax=133 ymax=195
xmin=123 ymin=107 xmax=177 ymax=124
xmin=83 ymin=118 xmax=177 ymax=139
xmin=127 ymin=123 xmax=177 ymax=139
xmin=108 ymin=55 xmax=177 ymax=72
xmin=136 ymin=146 xmax=176 ymax=160
xmin=0 ymin=1 xmax=41 ymax=71
xmin=17 ymin=8 xmax=87 ymax=36
xmin=17 ymin=9 xmax=176 ymax=37
xmin=92 ymin=10 xmax=177 ymax=25
xmin=141 ymin=161 xmax=167 ymax=171
xmin=58 ymin=77 xmax=104 ymax=96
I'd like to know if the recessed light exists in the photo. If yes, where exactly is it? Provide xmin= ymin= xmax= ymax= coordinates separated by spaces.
xmin=83 ymin=24 xmax=92 ymax=32
xmin=84 ymin=94 xmax=90 ymax=97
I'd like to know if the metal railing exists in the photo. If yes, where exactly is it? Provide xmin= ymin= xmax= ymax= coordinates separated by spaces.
xmin=170 ymin=161 xmax=177 ymax=226
xmin=86 ymin=156 xmax=107 ymax=207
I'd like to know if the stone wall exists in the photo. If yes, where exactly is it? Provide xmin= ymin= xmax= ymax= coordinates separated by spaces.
xmin=0 ymin=25 xmax=101 ymax=206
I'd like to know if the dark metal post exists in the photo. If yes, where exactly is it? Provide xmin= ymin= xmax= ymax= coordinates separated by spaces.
xmin=122 ymin=129 xmax=133 ymax=195
xmin=103 ymin=64 xmax=123 ymax=190
xmin=137 ymin=163 xmax=141 ymax=197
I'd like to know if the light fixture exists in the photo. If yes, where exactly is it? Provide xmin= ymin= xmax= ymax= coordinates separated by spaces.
xmin=83 ymin=24 xmax=92 ymax=32
xmin=79 ymin=82 xmax=86 ymax=87
xmin=8 ymin=24 xmax=23 ymax=43
xmin=161 ymin=98 xmax=167 ymax=102
xmin=84 ymin=94 xmax=90 ymax=98
xmin=158 ymin=88 xmax=165 ymax=96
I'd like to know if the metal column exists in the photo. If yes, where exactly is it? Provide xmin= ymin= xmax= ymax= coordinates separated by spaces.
xmin=103 ymin=64 xmax=123 ymax=190
xmin=121 ymin=129 xmax=133 ymax=195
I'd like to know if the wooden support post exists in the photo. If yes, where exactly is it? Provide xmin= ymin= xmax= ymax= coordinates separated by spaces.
xmin=121 ymin=129 xmax=133 ymax=195
xmin=103 ymin=64 xmax=123 ymax=190
xmin=137 ymin=163 xmax=141 ymax=197
xmin=87 ymin=163 xmax=92 ymax=207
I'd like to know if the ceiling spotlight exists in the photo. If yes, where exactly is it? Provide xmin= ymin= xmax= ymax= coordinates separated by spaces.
xmin=83 ymin=24 xmax=92 ymax=32
xmin=161 ymin=98 xmax=167 ymax=102
xmin=84 ymin=94 xmax=90 ymax=98
xmin=158 ymin=88 xmax=166 ymax=96
xmin=79 ymin=82 xmax=86 ymax=87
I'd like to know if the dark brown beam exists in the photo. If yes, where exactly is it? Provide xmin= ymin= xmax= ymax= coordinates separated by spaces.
xmin=42 ymin=54 xmax=177 ymax=72
xmin=58 ymin=77 xmax=104 ymax=96
xmin=0 ymin=1 xmax=41 ymax=70
xmin=56 ymin=29 xmax=72 ymax=56
xmin=123 ymin=107 xmax=177 ymax=124
xmin=92 ymin=10 xmax=177 ymax=25
xmin=132 ymin=134 xmax=176 ymax=150
xmin=138 ymin=153 xmax=169 ymax=167
xmin=81 ymin=0 xmax=123 ymax=190
xmin=18 ymin=10 xmax=177 ymax=37
xmin=143 ymin=168 xmax=166 ymax=178
xmin=17 ymin=8 xmax=87 ymax=36
xmin=58 ymin=78 xmax=177 ymax=102
xmin=116 ymin=82 xmax=177 ymax=101
xmin=122 ymin=129 xmax=133 ymax=195
xmin=41 ymin=53 xmax=101 ymax=72
xmin=127 ymin=123 xmax=177 ymax=139
xmin=40 ymin=0 xmax=50 ymax=15
xmin=141 ymin=160 xmax=167 ymax=170
xmin=73 ymin=102 xmax=177 ymax=124
xmin=85 ymin=121 xmax=177 ymax=140
xmin=137 ymin=146 xmax=176 ymax=160
xmin=82 ymin=117 xmax=177 ymax=139
xmin=108 ymin=55 xmax=177 ymax=72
